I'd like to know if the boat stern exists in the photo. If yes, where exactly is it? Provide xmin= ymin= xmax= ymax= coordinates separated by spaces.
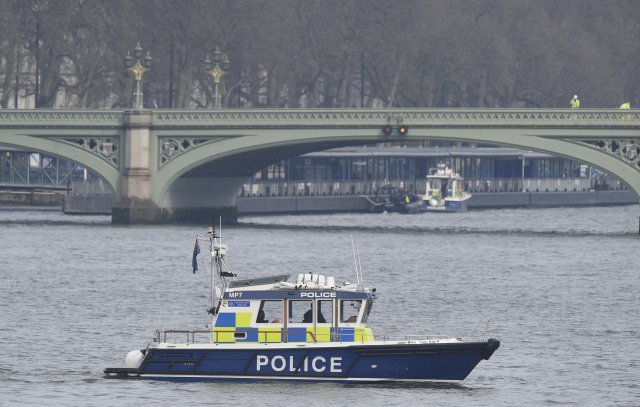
xmin=104 ymin=349 xmax=147 ymax=378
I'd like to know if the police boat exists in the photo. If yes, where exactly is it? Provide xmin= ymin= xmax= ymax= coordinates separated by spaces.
xmin=104 ymin=228 xmax=499 ymax=382
xmin=422 ymin=164 xmax=472 ymax=212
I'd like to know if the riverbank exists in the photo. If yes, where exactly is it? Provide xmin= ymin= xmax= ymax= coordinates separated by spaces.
xmin=2 ymin=189 xmax=636 ymax=215
xmin=235 ymin=190 xmax=638 ymax=214
xmin=0 ymin=190 xmax=65 ymax=206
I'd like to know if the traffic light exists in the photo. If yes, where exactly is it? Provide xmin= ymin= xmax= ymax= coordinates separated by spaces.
xmin=382 ymin=124 xmax=408 ymax=136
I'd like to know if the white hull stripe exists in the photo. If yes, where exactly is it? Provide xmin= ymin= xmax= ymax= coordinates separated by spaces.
xmin=139 ymin=373 xmax=459 ymax=383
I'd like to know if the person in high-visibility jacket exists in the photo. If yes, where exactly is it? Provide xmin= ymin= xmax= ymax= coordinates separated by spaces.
xmin=620 ymin=102 xmax=631 ymax=120
xmin=570 ymin=94 xmax=580 ymax=108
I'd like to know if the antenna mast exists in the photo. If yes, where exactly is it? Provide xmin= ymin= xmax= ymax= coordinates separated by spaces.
xmin=351 ymin=235 xmax=363 ymax=288
xmin=196 ymin=218 xmax=236 ymax=326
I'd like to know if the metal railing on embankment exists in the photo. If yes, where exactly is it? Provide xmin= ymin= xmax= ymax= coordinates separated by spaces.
xmin=238 ymin=177 xmax=625 ymax=197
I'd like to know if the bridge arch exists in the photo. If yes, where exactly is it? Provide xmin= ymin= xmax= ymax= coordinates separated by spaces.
xmin=406 ymin=128 xmax=640 ymax=200
xmin=153 ymin=128 xmax=382 ymax=206
xmin=0 ymin=132 xmax=120 ymax=195
xmin=153 ymin=125 xmax=640 ymax=208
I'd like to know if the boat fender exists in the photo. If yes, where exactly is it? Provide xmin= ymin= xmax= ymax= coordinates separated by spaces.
xmin=125 ymin=349 xmax=146 ymax=369
xmin=430 ymin=199 xmax=438 ymax=207
xmin=482 ymin=338 xmax=501 ymax=360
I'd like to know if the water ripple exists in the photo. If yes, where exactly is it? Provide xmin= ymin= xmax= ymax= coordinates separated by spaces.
xmin=1 ymin=206 xmax=639 ymax=406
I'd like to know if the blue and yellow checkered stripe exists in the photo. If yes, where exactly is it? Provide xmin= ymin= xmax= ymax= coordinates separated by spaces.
xmin=213 ymin=312 xmax=373 ymax=343
xmin=426 ymin=190 xmax=441 ymax=199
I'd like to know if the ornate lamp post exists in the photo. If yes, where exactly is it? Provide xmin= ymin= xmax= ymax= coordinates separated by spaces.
xmin=203 ymin=47 xmax=230 ymax=109
xmin=125 ymin=43 xmax=153 ymax=110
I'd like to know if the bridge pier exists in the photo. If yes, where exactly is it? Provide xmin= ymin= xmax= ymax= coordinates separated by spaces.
xmin=111 ymin=110 xmax=242 ymax=224
xmin=112 ymin=110 xmax=163 ymax=224
xmin=112 ymin=197 xmax=163 ymax=224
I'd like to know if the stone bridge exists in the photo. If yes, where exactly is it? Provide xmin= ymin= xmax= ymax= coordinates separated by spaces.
xmin=0 ymin=108 xmax=638 ymax=223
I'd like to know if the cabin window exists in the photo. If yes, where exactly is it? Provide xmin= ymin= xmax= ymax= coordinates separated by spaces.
xmin=340 ymin=300 xmax=362 ymax=323
xmin=234 ymin=332 xmax=247 ymax=339
xmin=317 ymin=300 xmax=332 ymax=324
xmin=257 ymin=300 xmax=282 ymax=323
xmin=289 ymin=300 xmax=313 ymax=323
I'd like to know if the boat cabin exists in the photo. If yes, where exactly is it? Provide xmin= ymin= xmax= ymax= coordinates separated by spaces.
xmin=212 ymin=273 xmax=375 ymax=344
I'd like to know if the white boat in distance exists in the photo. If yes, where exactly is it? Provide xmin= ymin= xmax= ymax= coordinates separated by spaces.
xmin=422 ymin=164 xmax=472 ymax=212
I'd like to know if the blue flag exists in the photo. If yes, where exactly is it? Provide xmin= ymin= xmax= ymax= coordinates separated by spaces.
xmin=192 ymin=239 xmax=200 ymax=273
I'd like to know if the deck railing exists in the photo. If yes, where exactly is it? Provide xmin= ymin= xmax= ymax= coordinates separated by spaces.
xmin=156 ymin=329 xmax=328 ymax=344
xmin=154 ymin=329 xmax=458 ymax=345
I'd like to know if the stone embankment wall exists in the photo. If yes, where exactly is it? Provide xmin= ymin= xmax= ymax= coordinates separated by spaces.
xmin=2 ymin=190 xmax=636 ymax=215
xmin=236 ymin=191 xmax=638 ymax=214
xmin=0 ymin=191 xmax=65 ymax=206
xmin=467 ymin=191 xmax=637 ymax=209
xmin=63 ymin=195 xmax=115 ymax=215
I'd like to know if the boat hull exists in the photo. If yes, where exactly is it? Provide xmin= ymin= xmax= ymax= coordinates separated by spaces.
xmin=422 ymin=197 xmax=470 ymax=212
xmin=105 ymin=339 xmax=499 ymax=382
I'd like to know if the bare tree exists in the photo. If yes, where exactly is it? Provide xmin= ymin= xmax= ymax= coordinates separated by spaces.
xmin=0 ymin=0 xmax=638 ymax=110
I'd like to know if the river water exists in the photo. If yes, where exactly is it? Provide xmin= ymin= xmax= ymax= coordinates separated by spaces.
xmin=1 ymin=205 xmax=639 ymax=406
